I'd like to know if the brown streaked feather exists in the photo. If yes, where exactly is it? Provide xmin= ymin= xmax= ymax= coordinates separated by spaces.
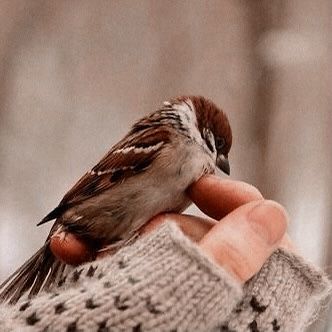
xmin=94 ymin=122 xmax=171 ymax=171
xmin=38 ymin=127 xmax=172 ymax=225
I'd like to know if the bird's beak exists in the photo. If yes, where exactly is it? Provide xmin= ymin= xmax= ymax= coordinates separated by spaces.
xmin=217 ymin=155 xmax=230 ymax=175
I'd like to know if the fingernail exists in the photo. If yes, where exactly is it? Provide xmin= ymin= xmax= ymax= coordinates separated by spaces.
xmin=248 ymin=200 xmax=287 ymax=245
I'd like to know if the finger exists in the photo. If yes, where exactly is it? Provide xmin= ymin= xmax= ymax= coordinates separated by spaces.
xmin=141 ymin=213 xmax=217 ymax=242
xmin=199 ymin=200 xmax=288 ymax=283
xmin=188 ymin=175 xmax=263 ymax=220
xmin=97 ymin=214 xmax=217 ymax=259
xmin=50 ymin=232 xmax=93 ymax=265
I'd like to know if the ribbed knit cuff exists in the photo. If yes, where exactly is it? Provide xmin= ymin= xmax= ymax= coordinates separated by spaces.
xmin=224 ymin=249 xmax=332 ymax=332
xmin=7 ymin=222 xmax=242 ymax=332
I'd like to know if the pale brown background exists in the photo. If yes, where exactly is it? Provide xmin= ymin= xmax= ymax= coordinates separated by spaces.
xmin=0 ymin=1 xmax=331 ymax=330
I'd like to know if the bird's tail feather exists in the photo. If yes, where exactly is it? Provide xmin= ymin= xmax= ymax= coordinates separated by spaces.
xmin=0 ymin=243 xmax=65 ymax=304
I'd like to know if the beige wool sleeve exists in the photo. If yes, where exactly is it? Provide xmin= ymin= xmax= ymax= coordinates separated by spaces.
xmin=0 ymin=222 xmax=243 ymax=331
xmin=0 ymin=222 xmax=330 ymax=331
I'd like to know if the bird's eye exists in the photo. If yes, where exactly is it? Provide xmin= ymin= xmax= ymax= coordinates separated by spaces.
xmin=215 ymin=137 xmax=226 ymax=150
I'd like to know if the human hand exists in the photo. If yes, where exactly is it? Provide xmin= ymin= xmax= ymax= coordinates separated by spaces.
xmin=142 ymin=176 xmax=292 ymax=282
xmin=50 ymin=175 xmax=293 ymax=283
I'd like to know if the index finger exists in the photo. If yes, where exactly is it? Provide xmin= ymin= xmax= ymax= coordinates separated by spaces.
xmin=187 ymin=175 xmax=263 ymax=220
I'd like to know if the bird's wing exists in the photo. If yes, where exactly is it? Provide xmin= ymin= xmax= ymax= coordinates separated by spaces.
xmin=38 ymin=126 xmax=171 ymax=225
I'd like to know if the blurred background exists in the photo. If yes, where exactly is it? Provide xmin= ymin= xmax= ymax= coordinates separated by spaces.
xmin=0 ymin=1 xmax=331 ymax=330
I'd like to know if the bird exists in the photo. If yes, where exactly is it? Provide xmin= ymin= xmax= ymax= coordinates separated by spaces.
xmin=0 ymin=95 xmax=232 ymax=304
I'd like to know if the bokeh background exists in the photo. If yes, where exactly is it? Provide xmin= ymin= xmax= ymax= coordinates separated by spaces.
xmin=0 ymin=1 xmax=331 ymax=330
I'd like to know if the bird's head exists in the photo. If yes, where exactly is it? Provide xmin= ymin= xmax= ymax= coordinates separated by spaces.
xmin=174 ymin=96 xmax=232 ymax=175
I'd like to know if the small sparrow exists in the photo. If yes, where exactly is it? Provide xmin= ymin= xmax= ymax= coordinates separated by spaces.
xmin=0 ymin=95 xmax=232 ymax=303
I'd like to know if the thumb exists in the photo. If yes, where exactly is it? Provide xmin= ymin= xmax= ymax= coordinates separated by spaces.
xmin=199 ymin=200 xmax=288 ymax=283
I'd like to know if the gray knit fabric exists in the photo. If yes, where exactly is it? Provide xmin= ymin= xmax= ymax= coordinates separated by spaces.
xmin=0 ymin=222 xmax=330 ymax=332
xmin=221 ymin=249 xmax=331 ymax=331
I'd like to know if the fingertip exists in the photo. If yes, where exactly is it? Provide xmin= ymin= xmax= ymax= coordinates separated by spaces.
xmin=50 ymin=232 xmax=92 ymax=265
xmin=248 ymin=200 xmax=288 ymax=246
xmin=237 ymin=182 xmax=264 ymax=201
xmin=198 ymin=199 xmax=289 ymax=282
xmin=264 ymin=200 xmax=289 ymax=227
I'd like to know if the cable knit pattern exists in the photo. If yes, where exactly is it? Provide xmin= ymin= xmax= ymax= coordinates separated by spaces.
xmin=0 ymin=222 xmax=330 ymax=331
